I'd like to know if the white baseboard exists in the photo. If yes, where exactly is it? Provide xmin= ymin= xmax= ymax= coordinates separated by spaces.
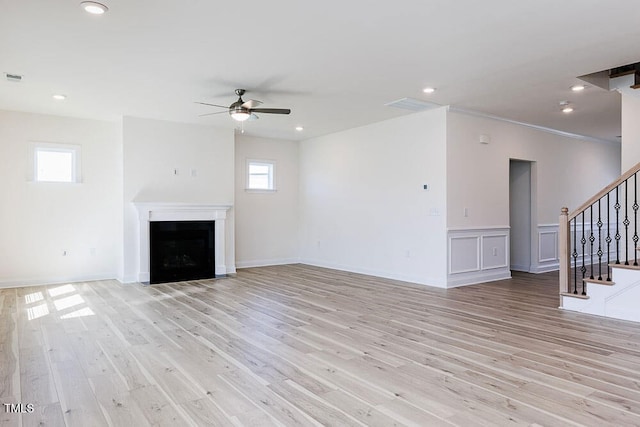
xmin=235 ymin=258 xmax=299 ymax=269
xmin=119 ymin=274 xmax=138 ymax=284
xmin=510 ymin=263 xmax=530 ymax=272
xmin=0 ymin=272 xmax=118 ymax=289
xmin=530 ymin=262 xmax=559 ymax=273
xmin=299 ymin=258 xmax=447 ymax=288
xmin=446 ymin=268 xmax=512 ymax=288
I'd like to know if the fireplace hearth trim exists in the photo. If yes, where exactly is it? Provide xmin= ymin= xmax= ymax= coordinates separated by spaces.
xmin=133 ymin=203 xmax=231 ymax=283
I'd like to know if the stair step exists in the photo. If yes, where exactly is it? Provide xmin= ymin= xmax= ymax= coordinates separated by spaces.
xmin=583 ymin=278 xmax=615 ymax=286
xmin=561 ymin=292 xmax=589 ymax=300
xmin=609 ymin=263 xmax=640 ymax=271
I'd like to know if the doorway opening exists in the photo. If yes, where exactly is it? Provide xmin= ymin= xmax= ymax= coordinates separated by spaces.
xmin=509 ymin=159 xmax=535 ymax=272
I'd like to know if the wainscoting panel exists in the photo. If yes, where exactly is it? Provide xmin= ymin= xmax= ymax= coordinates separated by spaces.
xmin=482 ymin=235 xmax=509 ymax=270
xmin=449 ymin=236 xmax=480 ymax=274
xmin=539 ymin=230 xmax=558 ymax=262
xmin=532 ymin=224 xmax=559 ymax=273
xmin=447 ymin=227 xmax=511 ymax=287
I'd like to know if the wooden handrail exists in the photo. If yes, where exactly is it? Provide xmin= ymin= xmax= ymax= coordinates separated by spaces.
xmin=569 ymin=160 xmax=640 ymax=220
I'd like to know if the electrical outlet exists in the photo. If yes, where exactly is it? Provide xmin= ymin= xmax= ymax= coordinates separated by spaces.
xmin=62 ymin=250 xmax=68 ymax=256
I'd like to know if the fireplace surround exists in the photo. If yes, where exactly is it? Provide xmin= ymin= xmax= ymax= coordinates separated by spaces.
xmin=133 ymin=203 xmax=231 ymax=283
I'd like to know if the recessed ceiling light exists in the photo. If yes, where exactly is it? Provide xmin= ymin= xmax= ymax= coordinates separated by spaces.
xmin=571 ymin=84 xmax=586 ymax=92
xmin=52 ymin=94 xmax=67 ymax=100
xmin=560 ymin=101 xmax=574 ymax=113
xmin=295 ymin=126 xmax=304 ymax=131
xmin=81 ymin=1 xmax=108 ymax=14
xmin=423 ymin=87 xmax=436 ymax=94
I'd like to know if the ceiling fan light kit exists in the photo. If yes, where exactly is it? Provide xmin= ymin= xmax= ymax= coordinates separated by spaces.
xmin=230 ymin=110 xmax=251 ymax=121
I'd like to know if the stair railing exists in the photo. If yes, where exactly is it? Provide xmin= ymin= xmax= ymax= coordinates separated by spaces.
xmin=559 ymin=161 xmax=640 ymax=306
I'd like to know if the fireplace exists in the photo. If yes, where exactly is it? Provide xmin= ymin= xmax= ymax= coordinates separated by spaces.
xmin=133 ymin=203 xmax=232 ymax=284
xmin=150 ymin=221 xmax=214 ymax=284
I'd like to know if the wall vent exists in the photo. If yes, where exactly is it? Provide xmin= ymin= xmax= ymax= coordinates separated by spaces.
xmin=5 ymin=73 xmax=23 ymax=83
xmin=385 ymin=97 xmax=441 ymax=111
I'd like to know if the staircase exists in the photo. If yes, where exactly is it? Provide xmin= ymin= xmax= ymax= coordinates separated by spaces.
xmin=559 ymin=161 xmax=640 ymax=322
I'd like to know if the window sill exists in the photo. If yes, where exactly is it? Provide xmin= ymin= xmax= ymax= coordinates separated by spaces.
xmin=28 ymin=180 xmax=83 ymax=185
xmin=245 ymin=188 xmax=277 ymax=194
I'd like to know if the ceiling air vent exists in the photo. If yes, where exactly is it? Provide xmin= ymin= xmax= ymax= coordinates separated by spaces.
xmin=385 ymin=97 xmax=440 ymax=111
xmin=5 ymin=73 xmax=23 ymax=83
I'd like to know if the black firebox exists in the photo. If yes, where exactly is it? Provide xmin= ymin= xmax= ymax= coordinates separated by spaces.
xmin=149 ymin=221 xmax=215 ymax=284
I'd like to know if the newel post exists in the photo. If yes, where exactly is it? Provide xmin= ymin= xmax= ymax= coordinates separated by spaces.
xmin=558 ymin=207 xmax=570 ymax=307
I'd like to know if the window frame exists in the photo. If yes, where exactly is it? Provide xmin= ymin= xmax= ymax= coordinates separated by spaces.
xmin=30 ymin=142 xmax=82 ymax=184
xmin=245 ymin=158 xmax=276 ymax=192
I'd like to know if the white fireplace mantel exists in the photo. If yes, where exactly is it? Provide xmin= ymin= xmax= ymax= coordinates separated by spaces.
xmin=133 ymin=202 xmax=232 ymax=283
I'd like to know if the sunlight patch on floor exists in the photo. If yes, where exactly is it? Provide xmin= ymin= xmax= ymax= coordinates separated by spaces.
xmin=48 ymin=284 xmax=76 ymax=298
xmin=27 ymin=303 xmax=49 ymax=320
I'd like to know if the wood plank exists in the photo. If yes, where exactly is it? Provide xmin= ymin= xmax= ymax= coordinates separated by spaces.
xmin=48 ymin=359 xmax=108 ymax=426
xmin=0 ymin=290 xmax=19 ymax=400
xmin=87 ymin=374 xmax=149 ymax=426
xmin=22 ymin=402 xmax=65 ymax=427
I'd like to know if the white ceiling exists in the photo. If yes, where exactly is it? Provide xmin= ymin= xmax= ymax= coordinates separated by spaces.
xmin=1 ymin=0 xmax=639 ymax=142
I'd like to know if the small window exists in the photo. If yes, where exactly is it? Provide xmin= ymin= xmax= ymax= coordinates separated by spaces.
xmin=246 ymin=159 xmax=275 ymax=191
xmin=32 ymin=143 xmax=81 ymax=183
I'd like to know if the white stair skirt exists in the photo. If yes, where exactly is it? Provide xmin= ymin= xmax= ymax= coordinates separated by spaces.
xmin=562 ymin=265 xmax=640 ymax=322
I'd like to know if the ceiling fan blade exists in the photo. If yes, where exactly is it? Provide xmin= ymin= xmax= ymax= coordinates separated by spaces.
xmin=250 ymin=108 xmax=291 ymax=115
xmin=248 ymin=113 xmax=259 ymax=121
xmin=195 ymin=101 xmax=229 ymax=109
xmin=198 ymin=111 xmax=229 ymax=117
xmin=242 ymin=99 xmax=262 ymax=109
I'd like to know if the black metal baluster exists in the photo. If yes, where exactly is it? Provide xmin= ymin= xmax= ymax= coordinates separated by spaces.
xmin=615 ymin=186 xmax=621 ymax=264
xmin=589 ymin=205 xmax=595 ymax=279
xmin=581 ymin=212 xmax=587 ymax=295
xmin=597 ymin=199 xmax=603 ymax=280
xmin=634 ymin=173 xmax=639 ymax=266
xmin=606 ymin=192 xmax=612 ymax=281
xmin=572 ymin=218 xmax=578 ymax=294
xmin=625 ymin=179 xmax=630 ymax=265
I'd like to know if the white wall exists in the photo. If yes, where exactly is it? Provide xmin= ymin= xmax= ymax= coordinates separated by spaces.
xmin=298 ymin=108 xmax=448 ymax=287
xmin=621 ymin=93 xmax=640 ymax=171
xmin=447 ymin=111 xmax=620 ymax=226
xmin=0 ymin=110 xmax=122 ymax=287
xmin=234 ymin=135 xmax=299 ymax=267
xmin=447 ymin=111 xmax=621 ymax=276
xmin=121 ymin=117 xmax=235 ymax=282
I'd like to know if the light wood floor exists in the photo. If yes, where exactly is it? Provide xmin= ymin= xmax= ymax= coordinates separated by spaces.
xmin=2 ymin=265 xmax=640 ymax=426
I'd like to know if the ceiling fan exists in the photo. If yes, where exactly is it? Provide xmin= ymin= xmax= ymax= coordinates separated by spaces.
xmin=196 ymin=89 xmax=291 ymax=122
